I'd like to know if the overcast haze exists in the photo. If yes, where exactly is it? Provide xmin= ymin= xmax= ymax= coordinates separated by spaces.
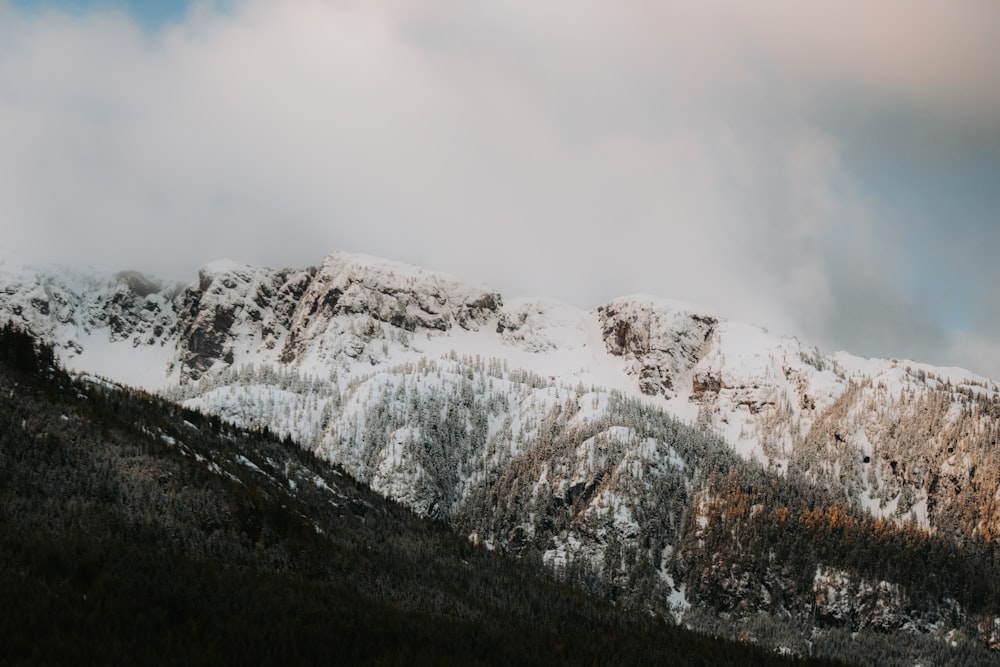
xmin=2 ymin=0 xmax=999 ymax=378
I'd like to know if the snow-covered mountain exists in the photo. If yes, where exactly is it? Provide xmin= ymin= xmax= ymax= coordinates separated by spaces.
xmin=4 ymin=250 xmax=995 ymax=530
xmin=4 ymin=251 xmax=1000 ymax=661
xmin=0 ymin=257 xmax=181 ymax=387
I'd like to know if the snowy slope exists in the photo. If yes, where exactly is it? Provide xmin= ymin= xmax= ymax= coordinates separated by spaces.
xmin=3 ymin=250 xmax=999 ymax=538
xmin=0 ymin=256 xmax=181 ymax=388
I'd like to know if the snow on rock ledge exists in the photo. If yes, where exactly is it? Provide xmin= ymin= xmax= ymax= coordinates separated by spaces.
xmin=173 ymin=261 xmax=315 ymax=381
xmin=278 ymin=252 xmax=502 ymax=365
xmin=597 ymin=296 xmax=718 ymax=398
xmin=496 ymin=297 xmax=591 ymax=353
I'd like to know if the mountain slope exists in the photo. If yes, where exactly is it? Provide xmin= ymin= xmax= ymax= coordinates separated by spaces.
xmin=3 ymin=252 xmax=1000 ymax=663
xmin=1 ymin=324 xmax=843 ymax=666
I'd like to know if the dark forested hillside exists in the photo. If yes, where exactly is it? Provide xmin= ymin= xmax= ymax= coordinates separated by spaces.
xmin=0 ymin=324 xmax=843 ymax=666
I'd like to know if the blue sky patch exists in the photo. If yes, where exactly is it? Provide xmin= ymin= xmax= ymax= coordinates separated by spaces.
xmin=11 ymin=0 xmax=193 ymax=30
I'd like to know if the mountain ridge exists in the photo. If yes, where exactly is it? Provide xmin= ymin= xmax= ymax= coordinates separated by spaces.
xmin=3 ymin=250 xmax=998 ymax=532
xmin=4 ymin=250 xmax=1000 ymax=664
xmin=3 ymin=250 xmax=992 ymax=386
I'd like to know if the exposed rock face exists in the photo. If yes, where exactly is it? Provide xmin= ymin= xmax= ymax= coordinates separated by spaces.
xmin=811 ymin=567 xmax=910 ymax=632
xmin=598 ymin=298 xmax=717 ymax=397
xmin=0 ymin=260 xmax=178 ymax=364
xmin=278 ymin=252 xmax=502 ymax=365
xmin=172 ymin=263 xmax=315 ymax=381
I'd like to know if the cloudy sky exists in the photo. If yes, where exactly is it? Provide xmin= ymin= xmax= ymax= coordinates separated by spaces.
xmin=2 ymin=0 xmax=999 ymax=378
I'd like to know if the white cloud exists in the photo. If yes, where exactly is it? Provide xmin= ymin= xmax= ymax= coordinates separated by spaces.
xmin=1 ymin=0 xmax=998 ymax=377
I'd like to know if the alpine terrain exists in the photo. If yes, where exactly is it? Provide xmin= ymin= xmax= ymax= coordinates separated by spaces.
xmin=3 ymin=251 xmax=999 ymax=665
